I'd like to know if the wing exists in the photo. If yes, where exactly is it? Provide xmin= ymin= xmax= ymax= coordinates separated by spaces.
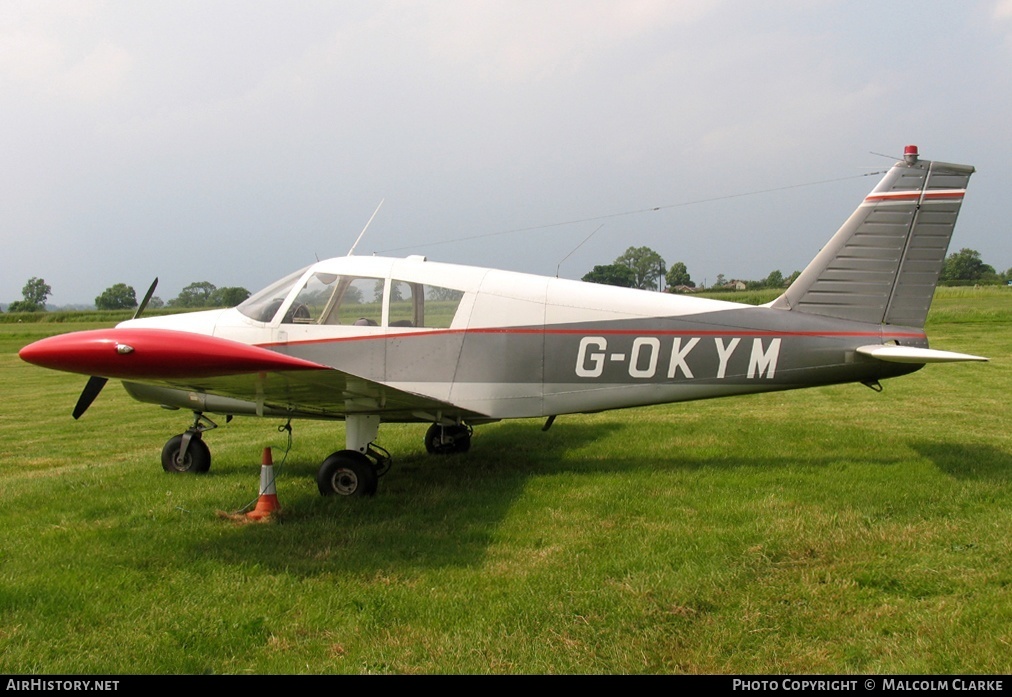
xmin=126 ymin=366 xmax=484 ymax=421
xmin=20 ymin=328 xmax=486 ymax=422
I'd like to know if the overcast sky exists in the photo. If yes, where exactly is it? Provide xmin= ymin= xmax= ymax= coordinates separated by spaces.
xmin=2 ymin=0 xmax=1010 ymax=305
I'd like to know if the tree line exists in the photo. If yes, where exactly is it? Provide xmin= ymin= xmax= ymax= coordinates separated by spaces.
xmin=581 ymin=246 xmax=1012 ymax=293
xmin=3 ymin=279 xmax=251 ymax=313
xmin=580 ymin=246 xmax=801 ymax=293
xmin=4 ymin=247 xmax=1009 ymax=313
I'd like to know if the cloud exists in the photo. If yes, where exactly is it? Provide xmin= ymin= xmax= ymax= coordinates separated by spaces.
xmin=0 ymin=11 xmax=130 ymax=103
xmin=58 ymin=42 xmax=131 ymax=101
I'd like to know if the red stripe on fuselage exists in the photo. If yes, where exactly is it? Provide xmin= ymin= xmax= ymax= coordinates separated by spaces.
xmin=256 ymin=326 xmax=926 ymax=349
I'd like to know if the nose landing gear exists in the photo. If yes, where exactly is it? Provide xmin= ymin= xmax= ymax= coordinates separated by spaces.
xmin=161 ymin=412 xmax=218 ymax=474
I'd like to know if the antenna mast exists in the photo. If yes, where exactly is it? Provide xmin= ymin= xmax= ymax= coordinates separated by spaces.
xmin=556 ymin=224 xmax=604 ymax=277
xmin=347 ymin=199 xmax=385 ymax=256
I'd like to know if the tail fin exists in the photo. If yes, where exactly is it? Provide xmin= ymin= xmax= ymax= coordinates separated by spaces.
xmin=770 ymin=146 xmax=974 ymax=327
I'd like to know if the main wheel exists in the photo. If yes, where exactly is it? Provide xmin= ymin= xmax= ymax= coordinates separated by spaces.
xmin=317 ymin=450 xmax=378 ymax=496
xmin=161 ymin=434 xmax=211 ymax=473
xmin=424 ymin=424 xmax=472 ymax=455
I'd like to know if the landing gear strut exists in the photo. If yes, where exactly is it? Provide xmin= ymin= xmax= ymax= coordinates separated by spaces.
xmin=317 ymin=415 xmax=391 ymax=497
xmin=161 ymin=412 xmax=217 ymax=473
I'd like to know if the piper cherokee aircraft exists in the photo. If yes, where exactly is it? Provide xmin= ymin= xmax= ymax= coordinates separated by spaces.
xmin=19 ymin=145 xmax=986 ymax=497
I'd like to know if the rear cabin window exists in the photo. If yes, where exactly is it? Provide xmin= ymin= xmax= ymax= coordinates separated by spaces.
xmin=388 ymin=281 xmax=464 ymax=328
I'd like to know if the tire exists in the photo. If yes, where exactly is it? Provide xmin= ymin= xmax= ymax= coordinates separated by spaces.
xmin=424 ymin=424 xmax=472 ymax=455
xmin=317 ymin=450 xmax=378 ymax=496
xmin=161 ymin=434 xmax=211 ymax=473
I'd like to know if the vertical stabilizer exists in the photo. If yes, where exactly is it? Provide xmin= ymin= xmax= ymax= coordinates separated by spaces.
xmin=770 ymin=146 xmax=974 ymax=327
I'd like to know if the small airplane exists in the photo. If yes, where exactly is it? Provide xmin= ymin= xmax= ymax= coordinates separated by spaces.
xmin=20 ymin=145 xmax=987 ymax=497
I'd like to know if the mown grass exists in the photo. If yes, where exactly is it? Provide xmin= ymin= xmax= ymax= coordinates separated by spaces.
xmin=0 ymin=288 xmax=1009 ymax=674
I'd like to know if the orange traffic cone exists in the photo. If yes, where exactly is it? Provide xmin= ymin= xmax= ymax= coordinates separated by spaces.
xmin=247 ymin=447 xmax=280 ymax=520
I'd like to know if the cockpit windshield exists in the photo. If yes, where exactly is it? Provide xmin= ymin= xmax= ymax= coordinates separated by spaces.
xmin=237 ymin=266 xmax=310 ymax=322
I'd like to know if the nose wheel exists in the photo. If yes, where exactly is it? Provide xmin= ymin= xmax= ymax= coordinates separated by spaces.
xmin=161 ymin=433 xmax=211 ymax=473
xmin=161 ymin=412 xmax=217 ymax=474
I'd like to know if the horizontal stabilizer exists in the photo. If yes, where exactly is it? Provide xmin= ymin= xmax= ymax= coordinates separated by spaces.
xmin=856 ymin=345 xmax=988 ymax=364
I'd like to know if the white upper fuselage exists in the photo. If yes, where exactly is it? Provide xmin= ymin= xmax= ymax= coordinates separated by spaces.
xmin=121 ymin=254 xmax=746 ymax=337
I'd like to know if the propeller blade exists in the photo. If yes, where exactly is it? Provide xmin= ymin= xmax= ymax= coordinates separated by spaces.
xmin=134 ymin=277 xmax=158 ymax=319
xmin=68 ymin=279 xmax=155 ymax=420
xmin=72 ymin=376 xmax=108 ymax=420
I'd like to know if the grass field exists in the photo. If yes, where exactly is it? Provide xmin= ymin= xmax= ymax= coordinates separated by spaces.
xmin=1 ymin=287 xmax=1010 ymax=674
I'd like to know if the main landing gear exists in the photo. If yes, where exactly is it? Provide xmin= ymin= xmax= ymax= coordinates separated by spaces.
xmin=316 ymin=415 xmax=391 ymax=497
xmin=315 ymin=416 xmax=472 ymax=497
xmin=423 ymin=423 xmax=472 ymax=455
xmin=160 ymin=412 xmax=473 ymax=497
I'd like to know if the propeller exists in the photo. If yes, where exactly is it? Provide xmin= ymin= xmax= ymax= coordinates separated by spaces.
xmin=133 ymin=277 xmax=158 ymax=319
xmin=71 ymin=278 xmax=157 ymax=420
xmin=73 ymin=376 xmax=109 ymax=420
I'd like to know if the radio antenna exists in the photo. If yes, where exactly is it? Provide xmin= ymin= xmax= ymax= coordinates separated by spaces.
xmin=556 ymin=224 xmax=604 ymax=277
xmin=347 ymin=199 xmax=384 ymax=256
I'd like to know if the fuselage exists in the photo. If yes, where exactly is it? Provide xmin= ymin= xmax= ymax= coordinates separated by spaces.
xmin=117 ymin=255 xmax=924 ymax=421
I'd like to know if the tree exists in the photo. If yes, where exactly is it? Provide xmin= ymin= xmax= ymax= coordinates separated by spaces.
xmin=615 ymin=246 xmax=666 ymax=290
xmin=8 ymin=277 xmax=51 ymax=312
xmin=582 ymin=263 xmax=636 ymax=288
xmin=168 ymin=281 xmax=217 ymax=308
xmin=665 ymin=261 xmax=694 ymax=289
xmin=209 ymin=287 xmax=251 ymax=307
xmin=763 ymin=270 xmax=784 ymax=288
xmin=940 ymin=248 xmax=996 ymax=283
xmin=95 ymin=283 xmax=138 ymax=310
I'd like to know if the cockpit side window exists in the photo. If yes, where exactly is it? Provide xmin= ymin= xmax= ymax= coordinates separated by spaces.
xmin=388 ymin=281 xmax=417 ymax=327
xmin=279 ymin=275 xmax=384 ymax=326
xmin=284 ymin=272 xmax=339 ymax=323
xmin=327 ymin=277 xmax=383 ymax=326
